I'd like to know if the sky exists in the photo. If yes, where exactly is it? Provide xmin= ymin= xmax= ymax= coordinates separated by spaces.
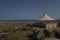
xmin=0 ymin=0 xmax=60 ymax=20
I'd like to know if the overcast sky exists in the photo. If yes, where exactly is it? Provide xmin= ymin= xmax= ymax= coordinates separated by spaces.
xmin=0 ymin=0 xmax=60 ymax=20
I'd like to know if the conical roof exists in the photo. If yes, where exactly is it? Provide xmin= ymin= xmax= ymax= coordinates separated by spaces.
xmin=40 ymin=14 xmax=56 ymax=20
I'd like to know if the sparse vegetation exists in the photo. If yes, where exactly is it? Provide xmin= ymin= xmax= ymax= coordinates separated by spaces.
xmin=57 ymin=22 xmax=60 ymax=27
xmin=0 ymin=22 xmax=60 ymax=40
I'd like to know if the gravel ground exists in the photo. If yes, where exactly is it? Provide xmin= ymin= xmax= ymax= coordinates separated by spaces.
xmin=42 ymin=37 xmax=60 ymax=40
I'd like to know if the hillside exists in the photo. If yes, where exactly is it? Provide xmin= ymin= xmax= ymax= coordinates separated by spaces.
xmin=0 ymin=20 xmax=60 ymax=40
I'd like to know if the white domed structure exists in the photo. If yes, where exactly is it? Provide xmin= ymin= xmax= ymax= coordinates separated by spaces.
xmin=40 ymin=14 xmax=56 ymax=20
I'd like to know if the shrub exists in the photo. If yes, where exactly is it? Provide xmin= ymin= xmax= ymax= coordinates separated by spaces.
xmin=54 ymin=31 xmax=60 ymax=39
xmin=43 ymin=29 xmax=50 ymax=37
xmin=32 ymin=22 xmax=46 ymax=28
